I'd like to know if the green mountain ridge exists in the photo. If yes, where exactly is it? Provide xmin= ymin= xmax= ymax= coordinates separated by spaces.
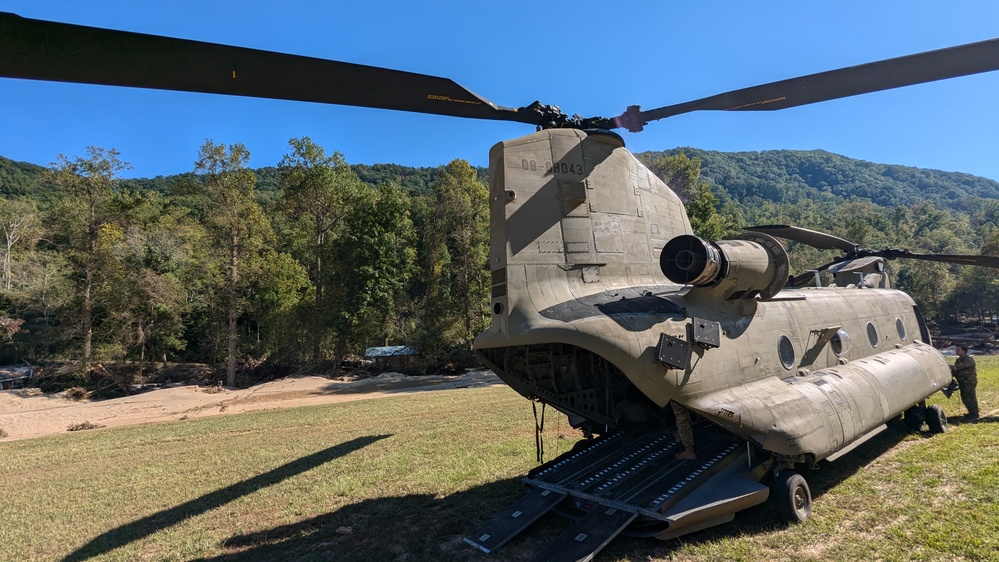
xmin=645 ymin=147 xmax=999 ymax=208
xmin=4 ymin=149 xmax=998 ymax=210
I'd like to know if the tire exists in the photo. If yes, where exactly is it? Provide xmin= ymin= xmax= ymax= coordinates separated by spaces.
xmin=903 ymin=405 xmax=925 ymax=432
xmin=774 ymin=471 xmax=812 ymax=522
xmin=926 ymin=404 xmax=947 ymax=434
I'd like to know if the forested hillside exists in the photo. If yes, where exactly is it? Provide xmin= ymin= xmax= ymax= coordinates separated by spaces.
xmin=0 ymin=156 xmax=48 ymax=200
xmin=641 ymin=148 xmax=999 ymax=208
xmin=2 ymin=144 xmax=998 ymax=392
xmin=0 ymin=156 xmax=487 ymax=200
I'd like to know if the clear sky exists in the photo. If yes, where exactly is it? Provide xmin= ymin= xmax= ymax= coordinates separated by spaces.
xmin=2 ymin=1 xmax=999 ymax=181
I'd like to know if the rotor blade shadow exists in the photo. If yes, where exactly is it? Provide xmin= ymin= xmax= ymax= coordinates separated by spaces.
xmin=61 ymin=434 xmax=390 ymax=562
xmin=189 ymin=476 xmax=560 ymax=562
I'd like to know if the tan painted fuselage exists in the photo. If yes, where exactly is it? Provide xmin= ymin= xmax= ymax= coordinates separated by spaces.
xmin=475 ymin=128 xmax=949 ymax=463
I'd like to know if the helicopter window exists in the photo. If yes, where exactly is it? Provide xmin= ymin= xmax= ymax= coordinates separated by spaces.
xmin=867 ymin=322 xmax=879 ymax=347
xmin=896 ymin=318 xmax=906 ymax=340
xmin=778 ymin=335 xmax=795 ymax=369
xmin=831 ymin=329 xmax=851 ymax=356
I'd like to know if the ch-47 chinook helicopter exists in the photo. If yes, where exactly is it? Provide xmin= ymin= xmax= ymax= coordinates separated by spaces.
xmin=4 ymin=12 xmax=999 ymax=560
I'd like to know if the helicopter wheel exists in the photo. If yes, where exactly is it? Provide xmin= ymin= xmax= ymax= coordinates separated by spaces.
xmin=903 ymin=405 xmax=925 ymax=432
xmin=926 ymin=404 xmax=947 ymax=434
xmin=774 ymin=471 xmax=812 ymax=523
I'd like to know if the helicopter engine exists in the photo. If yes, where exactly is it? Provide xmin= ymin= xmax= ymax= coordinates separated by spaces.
xmin=659 ymin=232 xmax=789 ymax=301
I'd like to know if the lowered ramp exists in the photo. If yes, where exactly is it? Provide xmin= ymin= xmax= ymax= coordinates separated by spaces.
xmin=465 ymin=426 xmax=770 ymax=561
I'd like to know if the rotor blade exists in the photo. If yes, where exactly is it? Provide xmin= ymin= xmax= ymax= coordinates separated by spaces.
xmin=745 ymin=225 xmax=858 ymax=253
xmin=618 ymin=37 xmax=999 ymax=132
xmin=788 ymin=258 xmax=847 ymax=287
xmin=0 ymin=12 xmax=541 ymax=126
xmin=874 ymin=250 xmax=999 ymax=269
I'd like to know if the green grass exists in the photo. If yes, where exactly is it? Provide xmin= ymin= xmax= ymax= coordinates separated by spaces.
xmin=1 ymin=358 xmax=998 ymax=562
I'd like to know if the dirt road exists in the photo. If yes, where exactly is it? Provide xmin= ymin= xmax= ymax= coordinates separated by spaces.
xmin=0 ymin=371 xmax=503 ymax=441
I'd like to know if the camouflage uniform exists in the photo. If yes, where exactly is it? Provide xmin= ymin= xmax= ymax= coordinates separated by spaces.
xmin=671 ymin=401 xmax=694 ymax=447
xmin=951 ymin=354 xmax=979 ymax=418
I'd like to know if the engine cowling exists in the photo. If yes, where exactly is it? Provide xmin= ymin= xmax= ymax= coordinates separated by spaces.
xmin=660 ymin=232 xmax=789 ymax=300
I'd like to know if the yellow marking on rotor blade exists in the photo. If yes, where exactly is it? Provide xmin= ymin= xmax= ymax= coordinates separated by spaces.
xmin=728 ymin=96 xmax=787 ymax=110
xmin=427 ymin=94 xmax=482 ymax=105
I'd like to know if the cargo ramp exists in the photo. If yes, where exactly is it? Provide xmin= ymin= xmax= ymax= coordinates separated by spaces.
xmin=465 ymin=426 xmax=771 ymax=561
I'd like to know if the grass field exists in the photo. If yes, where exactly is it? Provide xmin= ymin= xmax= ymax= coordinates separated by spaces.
xmin=1 ymin=359 xmax=998 ymax=562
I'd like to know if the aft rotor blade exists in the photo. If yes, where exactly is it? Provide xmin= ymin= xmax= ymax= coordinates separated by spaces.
xmin=877 ymin=251 xmax=999 ymax=269
xmin=745 ymin=225 xmax=858 ymax=253
xmin=618 ymin=38 xmax=999 ymax=132
xmin=788 ymin=258 xmax=848 ymax=287
xmin=0 ymin=12 xmax=540 ymax=126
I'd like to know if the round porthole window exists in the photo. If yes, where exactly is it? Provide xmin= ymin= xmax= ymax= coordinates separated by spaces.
xmin=831 ymin=329 xmax=852 ymax=356
xmin=867 ymin=322 xmax=879 ymax=347
xmin=896 ymin=318 xmax=906 ymax=340
xmin=778 ymin=335 xmax=795 ymax=369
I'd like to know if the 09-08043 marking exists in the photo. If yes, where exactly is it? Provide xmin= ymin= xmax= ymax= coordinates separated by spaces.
xmin=519 ymin=159 xmax=584 ymax=175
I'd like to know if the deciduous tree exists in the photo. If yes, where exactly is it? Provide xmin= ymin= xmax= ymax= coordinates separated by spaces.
xmin=0 ymin=198 xmax=42 ymax=291
xmin=278 ymin=137 xmax=363 ymax=362
xmin=194 ymin=140 xmax=269 ymax=386
xmin=49 ymin=147 xmax=131 ymax=369
xmin=327 ymin=181 xmax=415 ymax=367
xmin=417 ymin=160 xmax=489 ymax=363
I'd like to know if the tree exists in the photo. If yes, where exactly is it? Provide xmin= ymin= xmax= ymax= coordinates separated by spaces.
xmin=49 ymin=147 xmax=131 ymax=369
xmin=686 ymin=183 xmax=734 ymax=240
xmin=244 ymin=248 xmax=311 ymax=363
xmin=327 ymin=181 xmax=415 ymax=367
xmin=643 ymin=152 xmax=732 ymax=239
xmin=946 ymin=231 xmax=999 ymax=321
xmin=0 ymin=316 xmax=25 ymax=362
xmin=416 ymin=160 xmax=489 ymax=363
xmin=642 ymin=152 xmax=703 ymax=204
xmin=6 ymin=250 xmax=73 ymax=360
xmin=278 ymin=137 xmax=363 ymax=361
xmin=0 ymin=198 xmax=42 ymax=291
xmin=194 ymin=140 xmax=269 ymax=386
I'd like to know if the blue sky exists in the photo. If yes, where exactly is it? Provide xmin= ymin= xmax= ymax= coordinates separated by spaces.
xmin=2 ymin=1 xmax=999 ymax=181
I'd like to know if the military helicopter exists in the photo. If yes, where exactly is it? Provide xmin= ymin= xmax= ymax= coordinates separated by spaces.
xmin=4 ymin=12 xmax=999 ymax=561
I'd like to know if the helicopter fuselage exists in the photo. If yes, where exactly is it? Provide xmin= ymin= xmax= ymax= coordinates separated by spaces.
xmin=474 ymin=128 xmax=950 ymax=464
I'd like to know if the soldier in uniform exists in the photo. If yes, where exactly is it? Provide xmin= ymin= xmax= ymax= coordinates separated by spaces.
xmin=671 ymin=402 xmax=696 ymax=460
xmin=950 ymin=344 xmax=979 ymax=421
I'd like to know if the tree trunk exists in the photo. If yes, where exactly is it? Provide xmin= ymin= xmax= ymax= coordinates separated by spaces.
xmin=82 ymin=267 xmax=93 ymax=375
xmin=313 ymin=228 xmax=325 ymax=362
xmin=332 ymin=338 xmax=347 ymax=376
xmin=137 ymin=323 xmax=146 ymax=380
xmin=2 ymin=238 xmax=11 ymax=291
xmin=227 ymin=236 xmax=239 ymax=387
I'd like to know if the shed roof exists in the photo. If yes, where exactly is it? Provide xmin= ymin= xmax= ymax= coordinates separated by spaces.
xmin=364 ymin=346 xmax=416 ymax=358
xmin=0 ymin=365 xmax=33 ymax=382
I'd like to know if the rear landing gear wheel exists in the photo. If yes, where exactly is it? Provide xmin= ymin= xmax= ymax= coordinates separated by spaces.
xmin=926 ymin=404 xmax=947 ymax=434
xmin=774 ymin=470 xmax=812 ymax=522
xmin=904 ymin=405 xmax=925 ymax=432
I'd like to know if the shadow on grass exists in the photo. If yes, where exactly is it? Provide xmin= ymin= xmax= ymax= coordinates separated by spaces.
xmin=72 ymin=425 xmax=928 ymax=562
xmin=61 ymin=435 xmax=390 ymax=562
xmin=948 ymin=414 xmax=996 ymax=426
xmin=193 ymin=476 xmax=567 ymax=562
xmin=320 ymin=373 xmax=501 ymax=396
xmin=187 ymin=427 xmax=920 ymax=561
